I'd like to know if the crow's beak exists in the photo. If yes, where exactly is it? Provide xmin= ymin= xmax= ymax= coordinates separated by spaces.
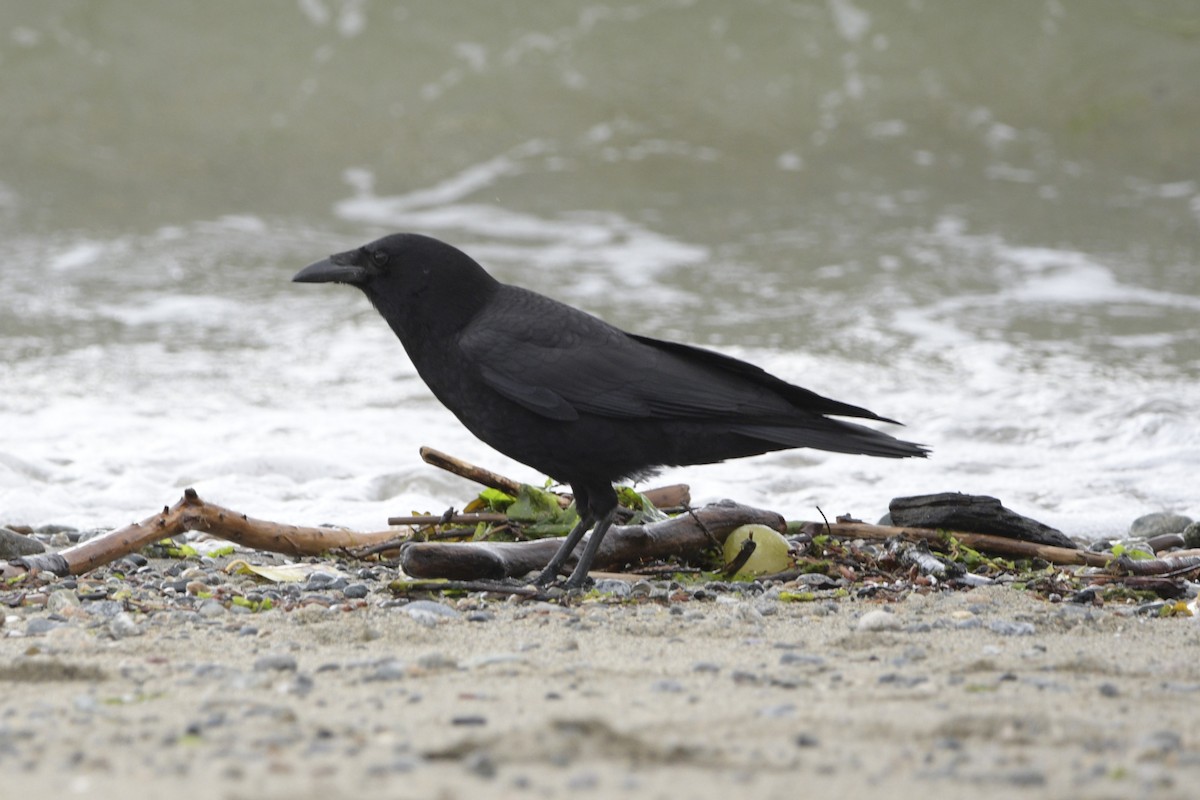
xmin=292 ymin=253 xmax=368 ymax=285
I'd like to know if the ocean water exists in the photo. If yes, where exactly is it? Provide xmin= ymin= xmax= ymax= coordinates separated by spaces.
xmin=2 ymin=2 xmax=1197 ymax=538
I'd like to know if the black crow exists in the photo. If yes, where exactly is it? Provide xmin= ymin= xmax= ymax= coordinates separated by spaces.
xmin=294 ymin=233 xmax=928 ymax=588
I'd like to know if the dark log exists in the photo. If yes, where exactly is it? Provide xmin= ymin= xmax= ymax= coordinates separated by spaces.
xmin=889 ymin=493 xmax=1077 ymax=550
xmin=399 ymin=500 xmax=784 ymax=580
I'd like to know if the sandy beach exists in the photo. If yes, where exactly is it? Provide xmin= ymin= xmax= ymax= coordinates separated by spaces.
xmin=3 ymin=564 xmax=1199 ymax=800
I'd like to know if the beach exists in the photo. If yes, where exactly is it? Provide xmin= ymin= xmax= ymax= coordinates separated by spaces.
xmin=3 ymin=565 xmax=1198 ymax=800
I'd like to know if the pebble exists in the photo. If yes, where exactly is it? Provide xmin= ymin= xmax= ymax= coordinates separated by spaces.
xmin=255 ymin=654 xmax=299 ymax=672
xmin=988 ymin=620 xmax=1036 ymax=636
xmin=343 ymin=583 xmax=369 ymax=599
xmin=198 ymin=600 xmax=227 ymax=618
xmin=593 ymin=579 xmax=631 ymax=597
xmin=1130 ymin=512 xmax=1194 ymax=538
xmin=0 ymin=527 xmax=46 ymax=558
xmin=25 ymin=618 xmax=64 ymax=635
xmin=108 ymin=612 xmax=141 ymax=639
xmin=403 ymin=600 xmax=461 ymax=626
xmin=857 ymin=609 xmax=902 ymax=632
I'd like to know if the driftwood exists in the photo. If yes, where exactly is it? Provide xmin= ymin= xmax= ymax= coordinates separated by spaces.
xmin=799 ymin=520 xmax=1113 ymax=568
xmin=416 ymin=446 xmax=691 ymax=511
xmin=400 ymin=501 xmax=785 ymax=580
xmin=889 ymin=493 xmax=1076 ymax=550
xmin=3 ymin=489 xmax=401 ymax=579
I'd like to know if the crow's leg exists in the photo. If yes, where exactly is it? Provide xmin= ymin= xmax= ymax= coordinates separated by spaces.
xmin=562 ymin=505 xmax=619 ymax=589
xmin=533 ymin=511 xmax=594 ymax=586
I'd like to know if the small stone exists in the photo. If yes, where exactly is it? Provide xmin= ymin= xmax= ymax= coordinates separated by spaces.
xmin=0 ymin=527 xmax=46 ymax=559
xmin=452 ymin=715 xmax=487 ymax=726
xmin=198 ymin=600 xmax=226 ymax=618
xmin=108 ymin=612 xmax=141 ymax=639
xmin=1183 ymin=522 xmax=1200 ymax=549
xmin=466 ymin=611 xmax=494 ymax=622
xmin=988 ymin=620 xmax=1036 ymax=636
xmin=1130 ymin=512 xmax=1194 ymax=538
xmin=651 ymin=679 xmax=685 ymax=693
xmin=1098 ymin=682 xmax=1120 ymax=698
xmin=692 ymin=661 xmax=721 ymax=673
xmin=343 ymin=583 xmax=369 ymax=599
xmin=25 ymin=617 xmax=64 ymax=635
xmin=857 ymin=609 xmax=901 ymax=632
xmin=403 ymin=600 xmax=460 ymax=626
xmin=255 ymin=654 xmax=298 ymax=672
xmin=758 ymin=703 xmax=796 ymax=718
xmin=593 ymin=579 xmax=631 ymax=597
xmin=47 ymin=590 xmax=81 ymax=614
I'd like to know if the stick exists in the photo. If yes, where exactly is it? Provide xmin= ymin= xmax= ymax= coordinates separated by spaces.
xmin=796 ymin=520 xmax=1111 ymax=568
xmin=417 ymin=446 xmax=691 ymax=510
xmin=4 ymin=489 xmax=403 ymax=578
xmin=399 ymin=500 xmax=784 ymax=580
xmin=387 ymin=513 xmax=507 ymax=526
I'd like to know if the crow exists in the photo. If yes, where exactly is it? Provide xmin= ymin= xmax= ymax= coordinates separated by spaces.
xmin=294 ymin=233 xmax=928 ymax=588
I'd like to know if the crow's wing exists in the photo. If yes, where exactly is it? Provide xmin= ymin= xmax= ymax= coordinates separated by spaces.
xmin=459 ymin=287 xmax=888 ymax=424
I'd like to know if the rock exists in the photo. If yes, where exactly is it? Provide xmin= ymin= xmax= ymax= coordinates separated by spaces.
xmin=0 ymin=527 xmax=46 ymax=559
xmin=254 ymin=654 xmax=298 ymax=672
xmin=1181 ymin=522 xmax=1200 ymax=549
xmin=1130 ymin=512 xmax=1193 ymax=538
xmin=889 ymin=493 xmax=1075 ymax=549
xmin=404 ymin=600 xmax=460 ymax=626
xmin=857 ymin=609 xmax=902 ymax=632
xmin=988 ymin=620 xmax=1036 ymax=636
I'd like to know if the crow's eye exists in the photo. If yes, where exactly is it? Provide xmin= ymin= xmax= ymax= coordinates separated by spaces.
xmin=370 ymin=249 xmax=389 ymax=267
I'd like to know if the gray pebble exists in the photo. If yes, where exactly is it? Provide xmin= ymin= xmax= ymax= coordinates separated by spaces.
xmin=108 ymin=612 xmax=141 ymax=639
xmin=1130 ymin=512 xmax=1193 ymax=538
xmin=593 ymin=579 xmax=631 ymax=597
xmin=466 ymin=611 xmax=494 ymax=622
xmin=988 ymin=620 xmax=1036 ymax=636
xmin=343 ymin=583 xmax=369 ymax=599
xmin=1183 ymin=522 xmax=1200 ymax=549
xmin=780 ymin=652 xmax=825 ymax=667
xmin=651 ymin=679 xmax=686 ymax=693
xmin=0 ymin=527 xmax=46 ymax=558
xmin=404 ymin=600 xmax=461 ymax=624
xmin=692 ymin=661 xmax=722 ymax=673
xmin=758 ymin=703 xmax=797 ymax=718
xmin=255 ymin=653 xmax=298 ymax=672
xmin=83 ymin=599 xmax=125 ymax=619
xmin=857 ymin=609 xmax=901 ymax=632
xmin=25 ymin=618 xmax=64 ymax=635
xmin=197 ymin=600 xmax=226 ymax=618
xmin=1098 ymin=682 xmax=1120 ymax=698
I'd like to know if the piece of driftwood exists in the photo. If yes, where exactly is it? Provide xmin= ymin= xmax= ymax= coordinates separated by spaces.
xmin=4 ymin=489 xmax=402 ymax=579
xmin=798 ymin=520 xmax=1112 ymax=568
xmin=418 ymin=446 xmax=691 ymax=510
xmin=387 ymin=512 xmax=508 ymax=526
xmin=400 ymin=500 xmax=785 ymax=580
xmin=889 ymin=493 xmax=1076 ymax=550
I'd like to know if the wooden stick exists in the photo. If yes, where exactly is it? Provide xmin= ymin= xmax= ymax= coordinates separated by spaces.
xmin=417 ymin=446 xmax=691 ymax=510
xmin=4 ymin=489 xmax=404 ymax=578
xmin=387 ymin=512 xmax=507 ymax=526
xmin=400 ymin=500 xmax=784 ymax=580
xmin=797 ymin=520 xmax=1111 ymax=568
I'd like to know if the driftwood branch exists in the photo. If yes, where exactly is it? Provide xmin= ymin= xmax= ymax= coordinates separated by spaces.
xmin=4 ymin=489 xmax=403 ymax=579
xmin=798 ymin=520 xmax=1111 ymax=568
xmin=400 ymin=500 xmax=785 ymax=580
xmin=417 ymin=446 xmax=691 ymax=510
